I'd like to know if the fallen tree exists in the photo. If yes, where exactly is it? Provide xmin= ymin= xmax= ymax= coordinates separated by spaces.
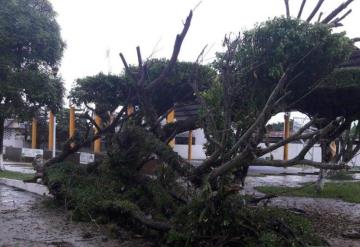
xmin=43 ymin=1 xmax=360 ymax=245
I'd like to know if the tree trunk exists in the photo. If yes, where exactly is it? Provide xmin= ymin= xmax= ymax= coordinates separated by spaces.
xmin=0 ymin=117 xmax=5 ymax=171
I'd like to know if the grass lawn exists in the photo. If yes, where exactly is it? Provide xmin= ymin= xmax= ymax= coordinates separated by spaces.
xmin=326 ymin=171 xmax=355 ymax=180
xmin=0 ymin=170 xmax=34 ymax=180
xmin=256 ymin=182 xmax=360 ymax=203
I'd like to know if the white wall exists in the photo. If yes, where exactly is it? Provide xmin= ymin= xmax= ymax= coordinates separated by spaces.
xmin=259 ymin=143 xmax=322 ymax=162
xmin=174 ymin=128 xmax=207 ymax=160
xmin=175 ymin=128 xmax=360 ymax=166
xmin=3 ymin=129 xmax=25 ymax=148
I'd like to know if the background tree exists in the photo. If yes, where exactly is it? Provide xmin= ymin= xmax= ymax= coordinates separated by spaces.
xmin=0 ymin=0 xmax=65 ymax=169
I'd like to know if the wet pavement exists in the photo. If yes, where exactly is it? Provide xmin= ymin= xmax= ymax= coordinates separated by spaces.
xmin=248 ymin=165 xmax=319 ymax=175
xmin=0 ymin=184 xmax=124 ymax=246
xmin=2 ymin=161 xmax=360 ymax=246
xmin=245 ymin=174 xmax=318 ymax=191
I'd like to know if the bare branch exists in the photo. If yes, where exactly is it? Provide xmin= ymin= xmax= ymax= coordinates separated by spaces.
xmin=224 ymin=46 xmax=318 ymax=158
xmin=81 ymin=112 xmax=101 ymax=132
xmin=321 ymin=0 xmax=354 ymax=24
xmin=353 ymin=38 xmax=360 ymax=43
xmin=284 ymin=0 xmax=290 ymax=18
xmin=252 ymin=158 xmax=348 ymax=170
xmin=162 ymin=116 xmax=200 ymax=142
xmin=192 ymin=1 xmax=202 ymax=12
xmin=119 ymin=53 xmax=138 ymax=82
xmin=258 ymin=118 xmax=318 ymax=156
xmin=317 ymin=12 xmax=323 ymax=22
xmin=328 ymin=22 xmax=344 ymax=28
xmin=45 ymin=107 xmax=128 ymax=167
xmin=208 ymin=146 xmax=252 ymax=182
xmin=84 ymin=103 xmax=96 ymax=112
xmin=330 ymin=9 xmax=352 ymax=25
xmin=297 ymin=0 xmax=307 ymax=19
xmin=306 ymin=0 xmax=325 ymax=22
xmin=146 ymin=10 xmax=193 ymax=91
xmin=136 ymin=46 xmax=143 ymax=69
xmin=225 ymin=71 xmax=290 ymax=157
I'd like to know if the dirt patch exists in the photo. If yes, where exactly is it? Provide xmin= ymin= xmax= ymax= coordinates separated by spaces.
xmin=265 ymin=197 xmax=360 ymax=246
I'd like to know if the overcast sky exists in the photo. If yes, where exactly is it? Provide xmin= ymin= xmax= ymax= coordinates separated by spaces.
xmin=49 ymin=0 xmax=360 ymax=122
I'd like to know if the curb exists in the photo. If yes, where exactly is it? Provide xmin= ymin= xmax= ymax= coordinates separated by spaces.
xmin=0 ymin=178 xmax=51 ymax=197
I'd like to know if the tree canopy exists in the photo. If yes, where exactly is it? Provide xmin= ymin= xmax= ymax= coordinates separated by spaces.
xmin=214 ymin=17 xmax=353 ymax=122
xmin=0 ymin=0 xmax=64 ymax=170
xmin=70 ymin=59 xmax=216 ymax=119
xmin=0 ymin=0 xmax=65 ymax=118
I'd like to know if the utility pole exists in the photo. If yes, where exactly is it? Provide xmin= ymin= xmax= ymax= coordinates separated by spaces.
xmin=167 ymin=109 xmax=175 ymax=148
xmin=31 ymin=118 xmax=37 ymax=149
xmin=283 ymin=112 xmax=290 ymax=160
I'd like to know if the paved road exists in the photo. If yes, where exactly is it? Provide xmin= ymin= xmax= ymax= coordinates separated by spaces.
xmin=0 ymin=185 xmax=124 ymax=246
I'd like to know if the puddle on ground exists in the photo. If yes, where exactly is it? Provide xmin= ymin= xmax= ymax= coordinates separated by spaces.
xmin=246 ymin=174 xmax=318 ymax=188
xmin=248 ymin=166 xmax=319 ymax=175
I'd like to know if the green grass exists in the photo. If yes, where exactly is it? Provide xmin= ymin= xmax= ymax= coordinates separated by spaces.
xmin=256 ymin=181 xmax=360 ymax=203
xmin=0 ymin=170 xmax=34 ymax=180
xmin=327 ymin=171 xmax=354 ymax=180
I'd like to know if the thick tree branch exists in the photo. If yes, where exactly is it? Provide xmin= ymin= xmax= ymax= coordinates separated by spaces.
xmin=119 ymin=53 xmax=138 ymax=83
xmin=297 ymin=0 xmax=307 ymax=19
xmin=162 ymin=115 xmax=200 ymax=142
xmin=321 ymin=0 xmax=353 ymax=24
xmin=306 ymin=0 xmax=325 ymax=22
xmin=146 ymin=10 xmax=193 ymax=91
xmin=330 ymin=9 xmax=352 ymax=26
xmin=208 ymin=146 xmax=252 ymax=182
xmin=45 ymin=107 xmax=128 ymax=166
xmin=81 ymin=112 xmax=101 ymax=132
xmin=252 ymin=158 xmax=348 ymax=170
xmin=284 ymin=0 xmax=290 ymax=18
xmin=258 ymin=118 xmax=318 ymax=156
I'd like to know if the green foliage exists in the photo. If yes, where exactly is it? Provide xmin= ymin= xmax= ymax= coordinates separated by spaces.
xmin=70 ymin=73 xmax=130 ymax=119
xmin=321 ymin=68 xmax=360 ymax=89
xmin=214 ymin=17 xmax=353 ymax=122
xmin=0 ymin=0 xmax=65 ymax=119
xmin=294 ymin=67 xmax=360 ymax=119
xmin=46 ymin=161 xmax=325 ymax=246
xmin=167 ymin=194 xmax=324 ymax=246
xmin=202 ymin=17 xmax=354 ymax=157
xmin=139 ymin=59 xmax=216 ymax=115
xmin=327 ymin=170 xmax=354 ymax=180
xmin=45 ymin=158 xmax=179 ymax=227
xmin=257 ymin=181 xmax=360 ymax=203
xmin=70 ymin=60 xmax=216 ymax=119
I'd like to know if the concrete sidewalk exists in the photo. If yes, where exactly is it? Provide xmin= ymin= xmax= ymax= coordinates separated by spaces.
xmin=0 ymin=178 xmax=50 ymax=196
xmin=3 ymin=161 xmax=35 ymax=174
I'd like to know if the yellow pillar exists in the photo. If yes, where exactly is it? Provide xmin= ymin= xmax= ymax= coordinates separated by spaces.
xmin=188 ymin=130 xmax=193 ymax=161
xmin=69 ymin=106 xmax=75 ymax=138
xmin=167 ymin=109 xmax=175 ymax=147
xmin=48 ymin=111 xmax=54 ymax=150
xmin=31 ymin=118 xmax=37 ymax=149
xmin=127 ymin=105 xmax=134 ymax=116
xmin=94 ymin=115 xmax=102 ymax=153
xmin=283 ymin=112 xmax=290 ymax=161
